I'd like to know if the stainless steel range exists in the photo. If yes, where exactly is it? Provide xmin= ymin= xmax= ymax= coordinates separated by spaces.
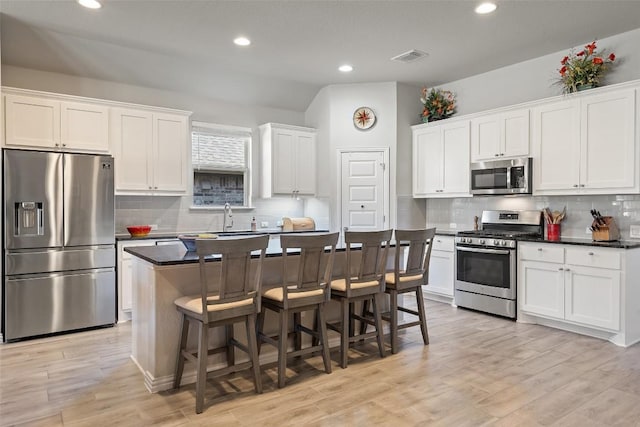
xmin=454 ymin=210 xmax=543 ymax=318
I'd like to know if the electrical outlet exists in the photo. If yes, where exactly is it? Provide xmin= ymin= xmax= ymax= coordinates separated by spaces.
xmin=586 ymin=227 xmax=592 ymax=234
xmin=261 ymin=221 xmax=269 ymax=228
xmin=150 ymin=224 xmax=158 ymax=230
xmin=276 ymin=220 xmax=283 ymax=227
xmin=449 ymin=223 xmax=457 ymax=229
xmin=630 ymin=225 xmax=640 ymax=239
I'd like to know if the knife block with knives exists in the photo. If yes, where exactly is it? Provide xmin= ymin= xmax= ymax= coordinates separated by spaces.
xmin=590 ymin=210 xmax=620 ymax=241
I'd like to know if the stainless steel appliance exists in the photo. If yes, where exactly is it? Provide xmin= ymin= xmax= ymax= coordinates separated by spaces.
xmin=470 ymin=157 xmax=532 ymax=195
xmin=455 ymin=210 xmax=543 ymax=318
xmin=3 ymin=149 xmax=116 ymax=341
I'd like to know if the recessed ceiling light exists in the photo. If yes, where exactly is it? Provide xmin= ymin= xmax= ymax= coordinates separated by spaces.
xmin=475 ymin=2 xmax=497 ymax=14
xmin=234 ymin=37 xmax=251 ymax=46
xmin=338 ymin=64 xmax=353 ymax=73
xmin=78 ymin=0 xmax=102 ymax=9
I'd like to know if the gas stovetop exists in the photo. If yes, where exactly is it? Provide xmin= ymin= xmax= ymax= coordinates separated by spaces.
xmin=455 ymin=210 xmax=544 ymax=249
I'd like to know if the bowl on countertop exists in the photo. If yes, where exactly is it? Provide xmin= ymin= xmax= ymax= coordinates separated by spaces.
xmin=127 ymin=225 xmax=152 ymax=238
xmin=178 ymin=234 xmax=218 ymax=251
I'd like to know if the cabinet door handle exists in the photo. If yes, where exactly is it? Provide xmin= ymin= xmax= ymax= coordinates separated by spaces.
xmin=588 ymin=252 xmax=594 ymax=255
xmin=573 ymin=184 xmax=579 ymax=188
xmin=580 ymin=184 xmax=585 ymax=187
xmin=149 ymin=186 xmax=152 ymax=190
xmin=500 ymin=153 xmax=504 ymax=156
xmin=62 ymin=143 xmax=66 ymax=147
xmin=565 ymin=268 xmax=571 ymax=271
xmin=537 ymin=248 xmax=543 ymax=251
xmin=494 ymin=154 xmax=499 ymax=157
xmin=558 ymin=267 xmax=564 ymax=271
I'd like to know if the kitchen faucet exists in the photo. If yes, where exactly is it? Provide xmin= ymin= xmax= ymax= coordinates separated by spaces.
xmin=223 ymin=203 xmax=233 ymax=231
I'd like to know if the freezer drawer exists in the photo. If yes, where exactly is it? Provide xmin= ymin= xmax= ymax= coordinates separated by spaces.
xmin=4 ymin=268 xmax=115 ymax=341
xmin=5 ymin=246 xmax=115 ymax=275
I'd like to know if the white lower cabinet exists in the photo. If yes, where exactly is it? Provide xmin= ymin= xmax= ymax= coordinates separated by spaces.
xmin=117 ymin=239 xmax=179 ymax=320
xmin=518 ymin=242 xmax=633 ymax=344
xmin=425 ymin=235 xmax=454 ymax=300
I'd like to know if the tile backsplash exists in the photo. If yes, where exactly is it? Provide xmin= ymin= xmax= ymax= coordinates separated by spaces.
xmin=426 ymin=194 xmax=640 ymax=239
xmin=115 ymin=196 xmax=306 ymax=234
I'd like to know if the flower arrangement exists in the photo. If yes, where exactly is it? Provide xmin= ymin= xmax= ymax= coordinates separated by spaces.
xmin=557 ymin=40 xmax=616 ymax=93
xmin=420 ymin=87 xmax=456 ymax=122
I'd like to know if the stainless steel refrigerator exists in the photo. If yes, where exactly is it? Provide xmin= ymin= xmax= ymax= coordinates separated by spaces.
xmin=3 ymin=149 xmax=116 ymax=341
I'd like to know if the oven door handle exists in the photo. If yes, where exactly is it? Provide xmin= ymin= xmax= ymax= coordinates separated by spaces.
xmin=456 ymin=246 xmax=511 ymax=255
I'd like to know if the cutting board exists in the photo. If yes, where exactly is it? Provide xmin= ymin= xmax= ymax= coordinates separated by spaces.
xmin=282 ymin=217 xmax=315 ymax=232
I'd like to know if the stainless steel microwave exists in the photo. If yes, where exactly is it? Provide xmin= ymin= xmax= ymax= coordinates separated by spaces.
xmin=470 ymin=157 xmax=532 ymax=195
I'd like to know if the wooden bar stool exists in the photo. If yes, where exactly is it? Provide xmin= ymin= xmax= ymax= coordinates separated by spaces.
xmin=327 ymin=229 xmax=392 ymax=368
xmin=257 ymin=232 xmax=338 ymax=388
xmin=384 ymin=228 xmax=436 ymax=353
xmin=172 ymin=235 xmax=269 ymax=414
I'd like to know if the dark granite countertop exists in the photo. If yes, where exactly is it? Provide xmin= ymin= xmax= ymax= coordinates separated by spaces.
xmin=116 ymin=229 xmax=330 ymax=242
xmin=517 ymin=236 xmax=640 ymax=249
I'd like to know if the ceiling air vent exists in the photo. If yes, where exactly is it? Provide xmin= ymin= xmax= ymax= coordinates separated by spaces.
xmin=390 ymin=49 xmax=429 ymax=63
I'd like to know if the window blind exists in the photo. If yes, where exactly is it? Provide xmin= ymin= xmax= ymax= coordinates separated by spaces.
xmin=191 ymin=124 xmax=250 ymax=172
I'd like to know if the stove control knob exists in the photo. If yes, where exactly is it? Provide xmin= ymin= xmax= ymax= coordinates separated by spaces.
xmin=479 ymin=239 xmax=485 ymax=244
xmin=502 ymin=241 xmax=508 ymax=246
xmin=493 ymin=239 xmax=500 ymax=245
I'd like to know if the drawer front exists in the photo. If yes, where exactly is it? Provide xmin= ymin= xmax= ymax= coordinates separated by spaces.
xmin=519 ymin=243 xmax=564 ymax=263
xmin=566 ymin=247 xmax=621 ymax=270
xmin=432 ymin=236 xmax=454 ymax=252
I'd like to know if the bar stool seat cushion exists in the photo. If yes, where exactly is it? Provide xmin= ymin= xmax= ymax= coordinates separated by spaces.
xmin=330 ymin=277 xmax=379 ymax=292
xmin=263 ymin=285 xmax=324 ymax=302
xmin=175 ymin=294 xmax=254 ymax=314
xmin=384 ymin=272 xmax=423 ymax=285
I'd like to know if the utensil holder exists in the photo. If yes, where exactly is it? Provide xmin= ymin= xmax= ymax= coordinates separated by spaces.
xmin=547 ymin=223 xmax=561 ymax=241
xmin=591 ymin=217 xmax=620 ymax=241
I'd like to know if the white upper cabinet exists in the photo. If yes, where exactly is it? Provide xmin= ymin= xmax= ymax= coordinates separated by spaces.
xmin=5 ymin=93 xmax=109 ymax=152
xmin=260 ymin=123 xmax=316 ymax=198
xmin=111 ymin=108 xmax=189 ymax=195
xmin=470 ymin=108 xmax=529 ymax=162
xmin=533 ymin=88 xmax=637 ymax=195
xmin=412 ymin=120 xmax=470 ymax=198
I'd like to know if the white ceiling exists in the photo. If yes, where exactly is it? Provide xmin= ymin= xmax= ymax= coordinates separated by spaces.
xmin=2 ymin=1 xmax=640 ymax=112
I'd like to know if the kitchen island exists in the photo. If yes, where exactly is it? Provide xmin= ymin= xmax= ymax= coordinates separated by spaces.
xmin=125 ymin=240 xmax=400 ymax=392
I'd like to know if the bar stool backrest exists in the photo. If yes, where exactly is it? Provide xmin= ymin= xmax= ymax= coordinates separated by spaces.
xmin=195 ymin=235 xmax=269 ymax=319
xmin=393 ymin=228 xmax=436 ymax=284
xmin=280 ymin=232 xmax=339 ymax=295
xmin=344 ymin=229 xmax=393 ymax=290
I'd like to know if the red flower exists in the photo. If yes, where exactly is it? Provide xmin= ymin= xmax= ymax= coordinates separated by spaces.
xmin=559 ymin=65 xmax=567 ymax=76
xmin=576 ymin=51 xmax=585 ymax=57
xmin=608 ymin=53 xmax=616 ymax=61
xmin=593 ymin=57 xmax=604 ymax=65
xmin=585 ymin=42 xmax=597 ymax=54
xmin=561 ymin=56 xmax=569 ymax=65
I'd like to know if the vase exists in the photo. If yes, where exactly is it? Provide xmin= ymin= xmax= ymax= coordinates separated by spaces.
xmin=576 ymin=83 xmax=596 ymax=92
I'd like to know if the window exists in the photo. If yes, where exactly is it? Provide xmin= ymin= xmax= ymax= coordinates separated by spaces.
xmin=191 ymin=122 xmax=252 ymax=207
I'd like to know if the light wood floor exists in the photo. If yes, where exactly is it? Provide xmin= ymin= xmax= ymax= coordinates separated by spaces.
xmin=2 ymin=299 xmax=640 ymax=426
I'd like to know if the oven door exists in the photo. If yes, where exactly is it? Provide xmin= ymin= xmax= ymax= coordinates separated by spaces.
xmin=455 ymin=246 xmax=516 ymax=299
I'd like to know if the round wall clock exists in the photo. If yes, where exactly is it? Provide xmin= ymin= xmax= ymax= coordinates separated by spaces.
xmin=353 ymin=106 xmax=376 ymax=130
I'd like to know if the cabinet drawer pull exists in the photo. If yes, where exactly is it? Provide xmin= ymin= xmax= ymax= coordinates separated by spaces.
xmin=558 ymin=267 xmax=564 ymax=271
xmin=565 ymin=268 xmax=571 ymax=271
xmin=588 ymin=252 xmax=594 ymax=255
xmin=537 ymin=248 xmax=543 ymax=251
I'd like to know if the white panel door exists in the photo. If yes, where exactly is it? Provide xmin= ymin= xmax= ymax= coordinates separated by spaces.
xmin=426 ymin=249 xmax=454 ymax=296
xmin=5 ymin=94 xmax=60 ymax=148
xmin=502 ymin=109 xmax=530 ymax=158
xmin=341 ymin=151 xmax=386 ymax=233
xmin=471 ymin=114 xmax=500 ymax=161
xmin=412 ymin=127 xmax=442 ymax=196
xmin=565 ymin=265 xmax=621 ymax=331
xmin=532 ymin=100 xmax=580 ymax=192
xmin=153 ymin=113 xmax=188 ymax=193
xmin=520 ymin=260 xmax=565 ymax=320
xmin=111 ymin=108 xmax=153 ymax=192
xmin=61 ymin=101 xmax=109 ymax=152
xmin=272 ymin=129 xmax=296 ymax=194
xmin=295 ymin=132 xmax=316 ymax=195
xmin=580 ymin=89 xmax=636 ymax=191
xmin=441 ymin=121 xmax=470 ymax=195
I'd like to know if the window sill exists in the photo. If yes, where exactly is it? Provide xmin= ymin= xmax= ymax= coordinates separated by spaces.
xmin=189 ymin=206 xmax=255 ymax=212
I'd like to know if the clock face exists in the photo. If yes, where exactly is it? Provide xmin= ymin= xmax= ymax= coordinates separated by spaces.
xmin=353 ymin=107 xmax=376 ymax=130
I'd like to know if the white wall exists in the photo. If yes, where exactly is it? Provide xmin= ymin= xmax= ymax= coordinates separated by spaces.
xmin=443 ymin=27 xmax=640 ymax=115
